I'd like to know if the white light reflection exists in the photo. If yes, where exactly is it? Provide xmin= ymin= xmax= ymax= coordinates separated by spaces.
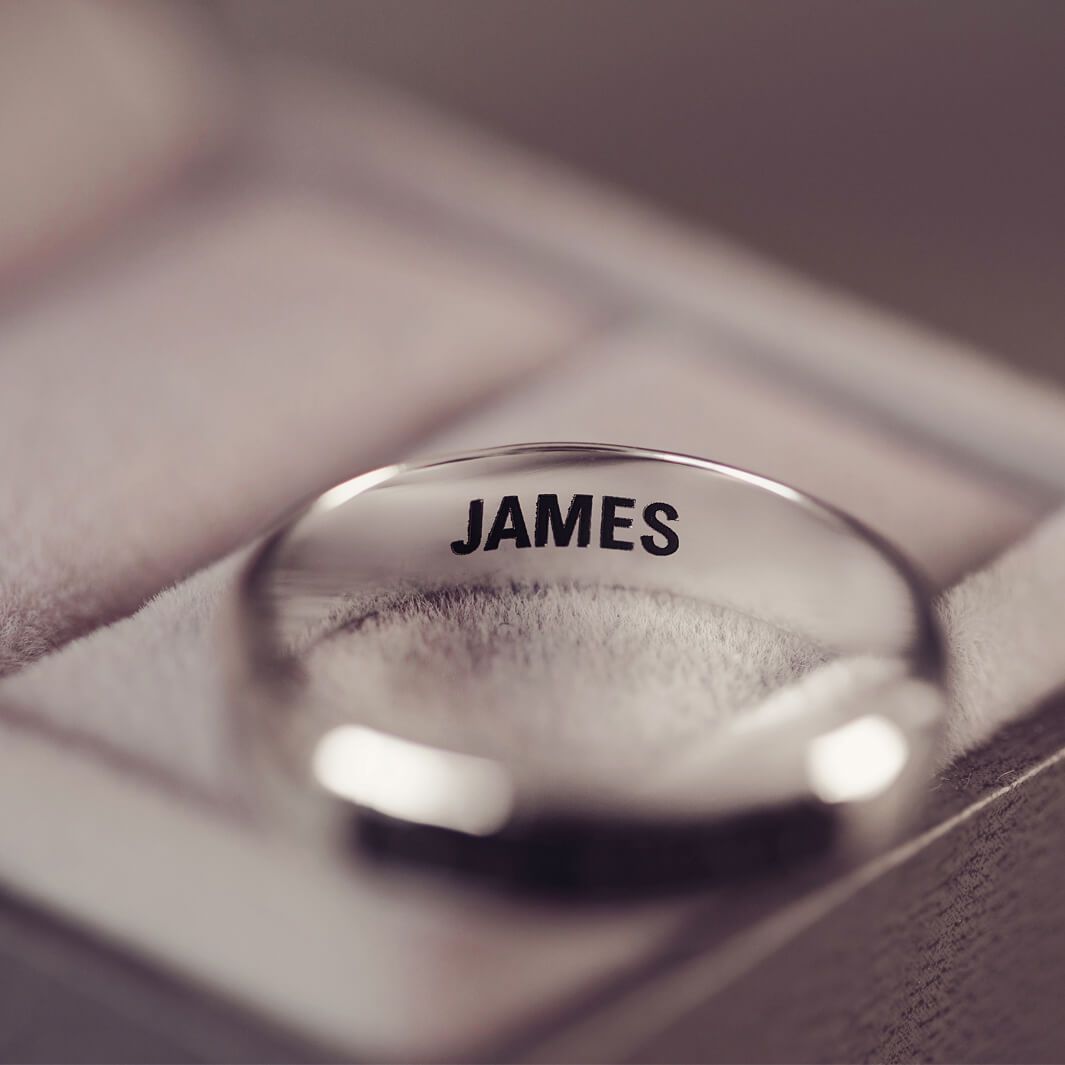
xmin=806 ymin=715 xmax=909 ymax=804
xmin=311 ymin=725 xmax=514 ymax=836
xmin=311 ymin=466 xmax=400 ymax=516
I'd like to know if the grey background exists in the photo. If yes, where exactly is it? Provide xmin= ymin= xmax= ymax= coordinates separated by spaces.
xmin=221 ymin=0 xmax=1065 ymax=382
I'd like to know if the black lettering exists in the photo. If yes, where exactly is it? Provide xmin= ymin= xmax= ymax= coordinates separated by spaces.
xmin=483 ymin=495 xmax=532 ymax=550
xmin=534 ymin=493 xmax=593 ymax=547
xmin=450 ymin=498 xmax=484 ymax=555
xmin=600 ymin=495 xmax=635 ymax=550
xmin=640 ymin=502 xmax=679 ymax=556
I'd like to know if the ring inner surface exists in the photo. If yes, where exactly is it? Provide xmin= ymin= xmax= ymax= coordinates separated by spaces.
xmin=236 ymin=446 xmax=941 ymax=830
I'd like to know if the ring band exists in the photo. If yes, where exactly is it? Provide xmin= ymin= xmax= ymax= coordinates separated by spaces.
xmin=225 ymin=443 xmax=946 ymax=896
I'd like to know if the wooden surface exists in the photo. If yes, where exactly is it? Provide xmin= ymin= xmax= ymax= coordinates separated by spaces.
xmin=517 ymin=694 xmax=1065 ymax=1063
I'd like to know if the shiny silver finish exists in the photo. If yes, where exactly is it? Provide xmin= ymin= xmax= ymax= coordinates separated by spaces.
xmin=226 ymin=443 xmax=946 ymax=894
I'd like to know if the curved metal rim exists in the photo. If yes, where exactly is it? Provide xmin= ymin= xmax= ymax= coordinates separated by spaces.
xmin=227 ymin=441 xmax=949 ymax=895
xmin=247 ymin=441 xmax=946 ymax=684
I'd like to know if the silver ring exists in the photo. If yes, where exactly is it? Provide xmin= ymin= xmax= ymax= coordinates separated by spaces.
xmin=224 ymin=443 xmax=946 ymax=896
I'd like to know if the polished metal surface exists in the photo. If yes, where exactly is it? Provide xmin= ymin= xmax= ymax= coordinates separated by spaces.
xmin=227 ymin=443 xmax=946 ymax=894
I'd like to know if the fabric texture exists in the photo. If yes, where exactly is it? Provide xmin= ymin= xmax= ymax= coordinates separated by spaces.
xmin=0 ymin=187 xmax=588 ymax=676
xmin=0 ymin=339 xmax=1057 ymax=804
xmin=2 ymin=36 xmax=1064 ymax=1058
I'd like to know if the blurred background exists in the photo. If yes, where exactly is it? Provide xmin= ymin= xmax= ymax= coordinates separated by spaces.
xmin=3 ymin=1 xmax=1063 ymax=378
xmin=3 ymin=0 xmax=1061 ymax=665
xmin=222 ymin=0 xmax=1065 ymax=378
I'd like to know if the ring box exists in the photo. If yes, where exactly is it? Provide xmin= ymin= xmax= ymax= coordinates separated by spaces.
xmin=2 ymin=17 xmax=1065 ymax=1062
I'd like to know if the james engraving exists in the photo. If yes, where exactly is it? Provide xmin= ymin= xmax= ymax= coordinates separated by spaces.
xmin=450 ymin=494 xmax=679 ymax=556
